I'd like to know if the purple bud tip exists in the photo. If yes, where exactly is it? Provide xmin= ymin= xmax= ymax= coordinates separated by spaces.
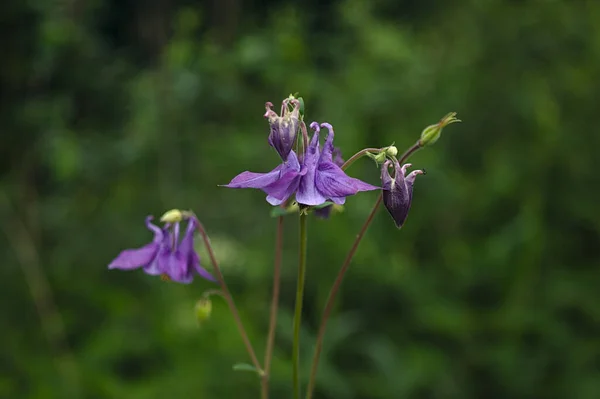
xmin=309 ymin=121 xmax=321 ymax=133
xmin=264 ymin=102 xmax=275 ymax=118
xmin=320 ymin=122 xmax=334 ymax=134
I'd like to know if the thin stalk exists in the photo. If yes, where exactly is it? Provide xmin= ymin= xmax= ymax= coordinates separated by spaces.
xmin=340 ymin=148 xmax=382 ymax=170
xmin=305 ymin=141 xmax=423 ymax=399
xmin=261 ymin=216 xmax=285 ymax=399
xmin=398 ymin=141 xmax=422 ymax=164
xmin=196 ymin=221 xmax=263 ymax=375
xmin=305 ymin=194 xmax=382 ymax=399
xmin=292 ymin=213 xmax=308 ymax=399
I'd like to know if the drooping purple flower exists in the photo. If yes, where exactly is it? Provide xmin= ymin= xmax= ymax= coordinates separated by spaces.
xmin=108 ymin=215 xmax=215 ymax=284
xmin=158 ymin=217 xmax=216 ymax=283
xmin=381 ymin=160 xmax=424 ymax=228
xmin=265 ymin=99 xmax=301 ymax=161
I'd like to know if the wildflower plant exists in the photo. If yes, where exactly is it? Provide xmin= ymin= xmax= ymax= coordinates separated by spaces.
xmin=108 ymin=95 xmax=460 ymax=399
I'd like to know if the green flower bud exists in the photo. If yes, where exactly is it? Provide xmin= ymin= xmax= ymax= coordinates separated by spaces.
xmin=373 ymin=151 xmax=387 ymax=164
xmin=195 ymin=298 xmax=212 ymax=324
xmin=386 ymin=145 xmax=398 ymax=157
xmin=366 ymin=150 xmax=386 ymax=165
xmin=160 ymin=209 xmax=183 ymax=223
xmin=419 ymin=112 xmax=461 ymax=147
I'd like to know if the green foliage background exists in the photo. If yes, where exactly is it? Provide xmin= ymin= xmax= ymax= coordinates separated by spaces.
xmin=1 ymin=0 xmax=599 ymax=398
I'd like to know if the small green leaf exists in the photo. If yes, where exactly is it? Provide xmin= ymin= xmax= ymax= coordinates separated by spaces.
xmin=270 ymin=203 xmax=299 ymax=217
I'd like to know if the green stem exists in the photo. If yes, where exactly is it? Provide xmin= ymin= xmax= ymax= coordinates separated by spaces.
xmin=305 ymin=194 xmax=382 ymax=399
xmin=305 ymin=141 xmax=424 ymax=399
xmin=293 ymin=213 xmax=308 ymax=399
xmin=340 ymin=148 xmax=382 ymax=171
xmin=398 ymin=141 xmax=422 ymax=164
xmin=261 ymin=216 xmax=284 ymax=399
xmin=195 ymin=221 xmax=263 ymax=375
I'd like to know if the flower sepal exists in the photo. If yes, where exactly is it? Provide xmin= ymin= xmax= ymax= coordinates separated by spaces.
xmin=269 ymin=202 xmax=300 ymax=218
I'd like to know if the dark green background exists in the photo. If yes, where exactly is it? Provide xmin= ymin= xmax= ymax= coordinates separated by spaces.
xmin=2 ymin=0 xmax=599 ymax=398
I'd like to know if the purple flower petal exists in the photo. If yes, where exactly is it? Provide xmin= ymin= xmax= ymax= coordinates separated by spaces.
xmin=225 ymin=151 xmax=303 ymax=205
xmin=263 ymin=170 xmax=304 ymax=204
xmin=156 ymin=222 xmax=178 ymax=276
xmin=108 ymin=216 xmax=162 ymax=270
xmin=330 ymin=196 xmax=346 ymax=205
xmin=169 ymin=251 xmax=193 ymax=284
xmin=319 ymin=123 xmax=336 ymax=163
xmin=143 ymin=227 xmax=170 ymax=275
xmin=313 ymin=123 xmax=378 ymax=201
xmin=224 ymin=166 xmax=285 ymax=189
xmin=191 ymin=251 xmax=217 ymax=282
xmin=166 ymin=218 xmax=216 ymax=283
xmin=160 ymin=221 xmax=193 ymax=284
xmin=314 ymin=206 xmax=332 ymax=219
xmin=315 ymin=161 xmax=379 ymax=199
xmin=296 ymin=123 xmax=327 ymax=206
xmin=108 ymin=243 xmax=158 ymax=270
xmin=182 ymin=219 xmax=216 ymax=282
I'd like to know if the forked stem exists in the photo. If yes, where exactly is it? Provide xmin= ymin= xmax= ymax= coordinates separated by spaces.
xmin=304 ymin=194 xmax=382 ymax=399
xmin=305 ymin=141 xmax=423 ymax=399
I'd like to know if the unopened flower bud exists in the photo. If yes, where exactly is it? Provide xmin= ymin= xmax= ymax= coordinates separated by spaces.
xmin=195 ymin=298 xmax=212 ymax=323
xmin=373 ymin=151 xmax=387 ymax=164
xmin=419 ymin=112 xmax=460 ymax=147
xmin=265 ymin=99 xmax=301 ymax=161
xmin=160 ymin=209 xmax=183 ymax=223
xmin=381 ymin=160 xmax=424 ymax=228
xmin=386 ymin=146 xmax=398 ymax=157
xmin=366 ymin=150 xmax=386 ymax=165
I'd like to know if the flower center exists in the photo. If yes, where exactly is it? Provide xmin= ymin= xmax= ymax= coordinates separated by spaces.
xmin=160 ymin=273 xmax=171 ymax=282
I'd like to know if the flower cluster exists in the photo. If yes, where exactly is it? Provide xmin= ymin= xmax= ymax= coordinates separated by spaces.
xmin=224 ymin=101 xmax=379 ymax=207
xmin=108 ymin=214 xmax=215 ymax=284
xmin=105 ymin=94 xmax=459 ymax=399
xmin=107 ymin=96 xmax=457 ymax=287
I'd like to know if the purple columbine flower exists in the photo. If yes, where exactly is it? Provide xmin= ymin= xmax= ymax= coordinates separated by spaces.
xmin=224 ymin=122 xmax=378 ymax=207
xmin=381 ymin=160 xmax=424 ymax=228
xmin=108 ymin=215 xmax=216 ymax=284
xmin=265 ymin=99 xmax=301 ymax=161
